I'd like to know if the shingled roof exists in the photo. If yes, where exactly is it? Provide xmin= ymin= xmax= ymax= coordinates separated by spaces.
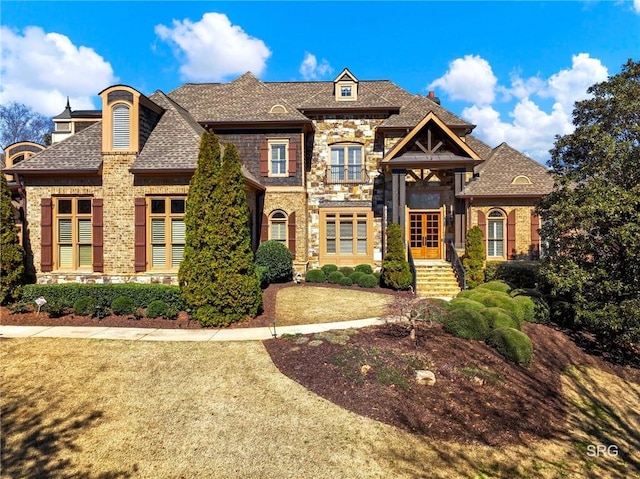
xmin=379 ymin=95 xmax=473 ymax=129
xmin=5 ymin=122 xmax=103 ymax=173
xmin=460 ymin=143 xmax=554 ymax=197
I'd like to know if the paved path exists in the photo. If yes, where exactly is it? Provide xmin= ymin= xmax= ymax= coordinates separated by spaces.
xmin=0 ymin=317 xmax=390 ymax=342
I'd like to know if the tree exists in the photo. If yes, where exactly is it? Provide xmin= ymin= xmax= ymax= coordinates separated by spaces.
xmin=463 ymin=226 xmax=485 ymax=288
xmin=0 ymin=174 xmax=25 ymax=304
xmin=381 ymin=223 xmax=412 ymax=290
xmin=0 ymin=102 xmax=53 ymax=148
xmin=538 ymin=59 xmax=640 ymax=351
xmin=179 ymin=129 xmax=221 ymax=315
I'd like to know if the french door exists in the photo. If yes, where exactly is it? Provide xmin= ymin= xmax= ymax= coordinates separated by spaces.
xmin=409 ymin=211 xmax=441 ymax=259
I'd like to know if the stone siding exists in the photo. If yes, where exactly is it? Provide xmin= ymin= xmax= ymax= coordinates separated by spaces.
xmin=263 ymin=189 xmax=308 ymax=272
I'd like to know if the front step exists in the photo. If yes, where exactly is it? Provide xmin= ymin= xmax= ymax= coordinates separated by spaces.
xmin=413 ymin=261 xmax=461 ymax=298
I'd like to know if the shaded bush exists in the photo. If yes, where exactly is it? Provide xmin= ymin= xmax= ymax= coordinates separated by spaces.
xmin=339 ymin=266 xmax=354 ymax=276
xmin=349 ymin=271 xmax=364 ymax=284
xmin=447 ymin=298 xmax=486 ymax=313
xmin=255 ymin=265 xmax=269 ymax=289
xmin=357 ymin=274 xmax=378 ymax=288
xmin=381 ymin=260 xmax=412 ymax=290
xmin=442 ymin=309 xmax=490 ymax=340
xmin=255 ymin=240 xmax=294 ymax=284
xmin=8 ymin=301 xmax=31 ymax=314
xmin=486 ymin=328 xmax=533 ymax=367
xmin=354 ymin=264 xmax=374 ymax=275
xmin=481 ymin=307 xmax=521 ymax=330
xmin=45 ymin=299 xmax=69 ymax=318
xmin=146 ymin=300 xmax=178 ymax=319
xmin=111 ymin=296 xmax=136 ymax=316
xmin=321 ymin=264 xmax=338 ymax=276
xmin=328 ymin=271 xmax=345 ymax=284
xmin=339 ymin=276 xmax=354 ymax=286
xmin=462 ymin=226 xmax=485 ymax=288
xmin=73 ymin=297 xmax=98 ymax=316
xmin=305 ymin=269 xmax=326 ymax=283
xmin=485 ymin=261 xmax=540 ymax=289
xmin=511 ymin=289 xmax=550 ymax=323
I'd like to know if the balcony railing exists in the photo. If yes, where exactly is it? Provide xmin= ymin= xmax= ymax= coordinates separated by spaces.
xmin=325 ymin=165 xmax=369 ymax=185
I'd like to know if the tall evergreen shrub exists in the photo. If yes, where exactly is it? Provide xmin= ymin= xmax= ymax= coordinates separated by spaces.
xmin=381 ymin=223 xmax=412 ymax=290
xmin=0 ymin=174 xmax=25 ymax=304
xmin=463 ymin=225 xmax=485 ymax=288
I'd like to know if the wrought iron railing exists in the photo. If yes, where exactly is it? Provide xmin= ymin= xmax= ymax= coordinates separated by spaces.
xmin=445 ymin=238 xmax=467 ymax=290
xmin=406 ymin=241 xmax=417 ymax=295
xmin=325 ymin=165 xmax=369 ymax=185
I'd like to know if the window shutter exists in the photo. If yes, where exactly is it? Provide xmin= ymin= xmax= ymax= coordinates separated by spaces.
xmin=112 ymin=104 xmax=130 ymax=149
xmin=92 ymin=198 xmax=103 ymax=272
xmin=288 ymin=211 xmax=296 ymax=256
xmin=288 ymin=143 xmax=297 ymax=176
xmin=134 ymin=198 xmax=146 ymax=272
xmin=41 ymin=198 xmax=53 ymax=272
xmin=260 ymin=142 xmax=269 ymax=176
xmin=531 ymin=212 xmax=540 ymax=259
xmin=260 ymin=213 xmax=268 ymax=242
xmin=507 ymin=210 xmax=517 ymax=259
xmin=477 ymin=210 xmax=486 ymax=240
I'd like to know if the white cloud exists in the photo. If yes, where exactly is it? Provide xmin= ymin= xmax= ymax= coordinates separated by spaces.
xmin=633 ymin=0 xmax=640 ymax=14
xmin=427 ymin=55 xmax=497 ymax=105
xmin=299 ymin=52 xmax=333 ymax=80
xmin=155 ymin=12 xmax=271 ymax=82
xmin=431 ymin=53 xmax=609 ymax=163
xmin=0 ymin=26 xmax=117 ymax=116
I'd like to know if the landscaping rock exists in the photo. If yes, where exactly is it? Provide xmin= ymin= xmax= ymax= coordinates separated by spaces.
xmin=415 ymin=369 xmax=436 ymax=386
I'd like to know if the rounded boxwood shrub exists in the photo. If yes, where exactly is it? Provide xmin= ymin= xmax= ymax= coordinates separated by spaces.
xmin=442 ymin=309 xmax=490 ymax=340
xmin=255 ymin=240 xmax=293 ymax=284
xmin=349 ymin=271 xmax=364 ymax=283
xmin=46 ymin=299 xmax=69 ymax=318
xmin=339 ymin=266 xmax=354 ymax=276
xmin=73 ymin=297 xmax=98 ymax=316
xmin=477 ymin=280 xmax=512 ymax=294
xmin=111 ymin=296 xmax=136 ymax=316
xmin=481 ymin=307 xmax=521 ymax=330
xmin=354 ymin=264 xmax=373 ymax=275
xmin=456 ymin=290 xmax=477 ymax=299
xmin=320 ymin=264 xmax=338 ymax=276
xmin=357 ymin=273 xmax=378 ymax=288
xmin=146 ymin=300 xmax=177 ymax=319
xmin=328 ymin=271 xmax=345 ymax=284
xmin=486 ymin=327 xmax=533 ymax=367
xmin=511 ymin=289 xmax=550 ymax=323
xmin=447 ymin=298 xmax=486 ymax=313
xmin=474 ymin=291 xmax=525 ymax=323
xmin=338 ymin=276 xmax=353 ymax=286
xmin=305 ymin=269 xmax=326 ymax=283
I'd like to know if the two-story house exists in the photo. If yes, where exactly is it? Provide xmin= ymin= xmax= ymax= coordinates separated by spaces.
xmin=4 ymin=68 xmax=553 ymax=296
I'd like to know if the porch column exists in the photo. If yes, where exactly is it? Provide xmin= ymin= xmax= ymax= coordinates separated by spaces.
xmin=454 ymin=169 xmax=467 ymax=249
xmin=391 ymin=168 xmax=406 ymax=232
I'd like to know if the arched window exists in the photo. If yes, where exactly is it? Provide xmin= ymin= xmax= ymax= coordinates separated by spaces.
xmin=112 ymin=104 xmax=130 ymax=149
xmin=269 ymin=211 xmax=287 ymax=244
xmin=487 ymin=210 xmax=505 ymax=258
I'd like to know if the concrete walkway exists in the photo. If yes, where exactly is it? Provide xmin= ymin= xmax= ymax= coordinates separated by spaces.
xmin=0 ymin=317 xmax=390 ymax=342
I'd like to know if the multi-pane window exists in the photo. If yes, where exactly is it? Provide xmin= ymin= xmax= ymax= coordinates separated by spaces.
xmin=487 ymin=210 xmax=505 ymax=257
xmin=323 ymin=211 xmax=370 ymax=258
xmin=329 ymin=145 xmax=364 ymax=183
xmin=149 ymin=198 xmax=185 ymax=270
xmin=341 ymin=86 xmax=352 ymax=97
xmin=112 ymin=104 xmax=130 ymax=150
xmin=269 ymin=140 xmax=288 ymax=176
xmin=56 ymin=198 xmax=92 ymax=270
xmin=269 ymin=211 xmax=287 ymax=245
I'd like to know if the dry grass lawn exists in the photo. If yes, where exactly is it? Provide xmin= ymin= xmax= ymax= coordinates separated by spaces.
xmin=274 ymin=286 xmax=393 ymax=325
xmin=2 ymin=337 xmax=639 ymax=479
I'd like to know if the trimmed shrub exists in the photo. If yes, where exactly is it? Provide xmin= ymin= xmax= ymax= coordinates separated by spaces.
xmin=447 ymin=298 xmax=486 ymax=313
xmin=349 ymin=271 xmax=364 ymax=283
xmin=255 ymin=240 xmax=294 ymax=284
xmin=339 ymin=266 xmax=354 ymax=276
xmin=456 ymin=290 xmax=477 ymax=299
xmin=354 ymin=264 xmax=374 ymax=275
xmin=481 ymin=307 xmax=521 ymax=330
xmin=255 ymin=265 xmax=269 ymax=289
xmin=511 ymin=289 xmax=550 ymax=323
xmin=73 ymin=297 xmax=98 ymax=316
xmin=146 ymin=300 xmax=178 ymax=319
xmin=45 ymin=299 xmax=69 ymax=318
xmin=462 ymin=226 xmax=485 ymax=288
xmin=443 ymin=309 xmax=490 ymax=340
xmin=357 ymin=274 xmax=378 ymax=288
xmin=328 ymin=271 xmax=345 ymax=284
xmin=339 ymin=276 xmax=354 ymax=286
xmin=486 ymin=327 xmax=533 ymax=367
xmin=372 ymin=272 xmax=381 ymax=284
xmin=485 ymin=261 xmax=540 ymax=289
xmin=381 ymin=260 xmax=412 ymax=290
xmin=476 ymin=280 xmax=512 ymax=294
xmin=473 ymin=291 xmax=525 ymax=322
xmin=111 ymin=296 xmax=136 ymax=316
xmin=305 ymin=269 xmax=326 ymax=283
xmin=8 ymin=301 xmax=31 ymax=314
xmin=321 ymin=264 xmax=338 ymax=276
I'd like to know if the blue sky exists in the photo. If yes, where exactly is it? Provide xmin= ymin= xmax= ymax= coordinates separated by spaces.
xmin=1 ymin=1 xmax=639 ymax=163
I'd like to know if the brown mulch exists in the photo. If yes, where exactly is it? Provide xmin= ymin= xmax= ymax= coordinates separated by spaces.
xmin=3 ymin=284 xmax=638 ymax=447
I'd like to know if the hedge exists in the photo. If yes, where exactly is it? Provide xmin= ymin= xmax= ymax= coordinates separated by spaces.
xmin=21 ymin=283 xmax=185 ymax=310
xmin=472 ymin=291 xmax=525 ymax=323
xmin=486 ymin=327 xmax=533 ymax=366
xmin=442 ymin=309 xmax=490 ymax=340
xmin=481 ymin=307 xmax=521 ymax=330
xmin=447 ymin=298 xmax=486 ymax=313
xmin=476 ymin=280 xmax=512 ymax=294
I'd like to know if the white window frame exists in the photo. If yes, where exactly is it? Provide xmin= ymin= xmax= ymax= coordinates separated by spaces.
xmin=329 ymin=144 xmax=364 ymax=183
xmin=269 ymin=210 xmax=288 ymax=245
xmin=487 ymin=210 xmax=506 ymax=258
xmin=112 ymin=103 xmax=131 ymax=150
xmin=268 ymin=139 xmax=289 ymax=177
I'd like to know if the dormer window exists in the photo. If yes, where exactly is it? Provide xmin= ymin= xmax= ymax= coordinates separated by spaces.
xmin=112 ymin=104 xmax=130 ymax=150
xmin=341 ymin=86 xmax=352 ymax=98
xmin=334 ymin=68 xmax=358 ymax=102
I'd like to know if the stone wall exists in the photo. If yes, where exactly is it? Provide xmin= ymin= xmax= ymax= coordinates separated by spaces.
xmin=263 ymin=189 xmax=308 ymax=272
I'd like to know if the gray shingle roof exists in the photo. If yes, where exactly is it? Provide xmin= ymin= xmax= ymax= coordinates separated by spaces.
xmin=461 ymin=143 xmax=554 ymax=197
xmin=5 ymin=122 xmax=103 ymax=173
xmin=132 ymin=91 xmax=203 ymax=171
xmin=379 ymin=95 xmax=473 ymax=128
xmin=168 ymin=73 xmax=310 ymax=123
xmin=464 ymin=135 xmax=494 ymax=160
